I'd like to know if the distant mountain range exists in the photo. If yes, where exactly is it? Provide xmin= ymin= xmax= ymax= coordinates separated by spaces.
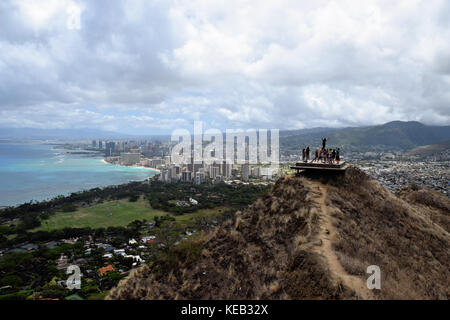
xmin=1 ymin=121 xmax=450 ymax=151
xmin=280 ymin=121 xmax=450 ymax=152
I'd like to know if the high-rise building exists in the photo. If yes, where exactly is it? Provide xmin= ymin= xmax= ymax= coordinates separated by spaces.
xmin=105 ymin=141 xmax=116 ymax=156
xmin=209 ymin=166 xmax=220 ymax=179
xmin=251 ymin=166 xmax=261 ymax=177
xmin=193 ymin=163 xmax=203 ymax=174
xmin=160 ymin=168 xmax=170 ymax=182
xmin=99 ymin=140 xmax=103 ymax=149
xmin=222 ymin=162 xmax=232 ymax=179
xmin=170 ymin=166 xmax=180 ymax=182
xmin=182 ymin=170 xmax=192 ymax=182
xmin=92 ymin=140 xmax=97 ymax=148
xmin=151 ymin=159 xmax=163 ymax=168
xmin=242 ymin=163 xmax=249 ymax=181
xmin=194 ymin=171 xmax=205 ymax=184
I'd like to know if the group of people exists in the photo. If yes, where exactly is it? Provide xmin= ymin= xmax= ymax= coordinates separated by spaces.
xmin=301 ymin=138 xmax=341 ymax=164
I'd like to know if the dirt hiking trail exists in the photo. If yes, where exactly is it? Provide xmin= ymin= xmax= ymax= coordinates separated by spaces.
xmin=305 ymin=180 xmax=375 ymax=300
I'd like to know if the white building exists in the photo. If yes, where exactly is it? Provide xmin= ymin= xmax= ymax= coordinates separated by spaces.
xmin=381 ymin=153 xmax=396 ymax=160
xmin=224 ymin=163 xmax=233 ymax=178
xmin=195 ymin=171 xmax=205 ymax=184
xmin=121 ymin=153 xmax=140 ymax=165
xmin=124 ymin=255 xmax=144 ymax=267
xmin=113 ymin=249 xmax=126 ymax=256
xmin=151 ymin=159 xmax=163 ymax=168
xmin=209 ymin=166 xmax=220 ymax=179
xmin=160 ymin=168 xmax=170 ymax=182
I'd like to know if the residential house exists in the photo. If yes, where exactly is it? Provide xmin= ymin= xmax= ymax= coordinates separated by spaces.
xmin=98 ymin=263 xmax=115 ymax=276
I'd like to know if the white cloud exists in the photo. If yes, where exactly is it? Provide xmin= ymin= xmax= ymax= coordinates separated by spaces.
xmin=0 ymin=0 xmax=449 ymax=133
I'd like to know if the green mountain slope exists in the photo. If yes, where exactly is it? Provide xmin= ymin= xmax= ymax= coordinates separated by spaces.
xmin=280 ymin=121 xmax=450 ymax=151
xmin=405 ymin=140 xmax=450 ymax=157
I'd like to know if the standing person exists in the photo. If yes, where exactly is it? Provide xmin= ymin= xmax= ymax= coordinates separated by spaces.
xmin=306 ymin=146 xmax=310 ymax=162
xmin=322 ymin=137 xmax=327 ymax=150
xmin=336 ymin=148 xmax=340 ymax=163
xmin=314 ymin=149 xmax=319 ymax=162
xmin=302 ymin=148 xmax=305 ymax=162
xmin=332 ymin=148 xmax=336 ymax=163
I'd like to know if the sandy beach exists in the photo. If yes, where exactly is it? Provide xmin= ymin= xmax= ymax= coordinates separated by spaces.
xmin=102 ymin=158 xmax=160 ymax=173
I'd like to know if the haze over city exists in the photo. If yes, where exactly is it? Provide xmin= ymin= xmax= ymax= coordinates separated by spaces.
xmin=1 ymin=0 xmax=450 ymax=135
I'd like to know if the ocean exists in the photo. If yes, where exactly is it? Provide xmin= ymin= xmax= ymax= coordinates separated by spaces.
xmin=0 ymin=142 xmax=158 ymax=207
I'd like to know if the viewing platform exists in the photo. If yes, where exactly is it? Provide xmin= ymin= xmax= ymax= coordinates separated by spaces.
xmin=290 ymin=160 xmax=348 ymax=175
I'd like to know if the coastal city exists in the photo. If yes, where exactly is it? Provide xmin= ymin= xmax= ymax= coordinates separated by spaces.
xmin=57 ymin=138 xmax=450 ymax=196
xmin=60 ymin=138 xmax=279 ymax=185
xmin=358 ymin=160 xmax=449 ymax=195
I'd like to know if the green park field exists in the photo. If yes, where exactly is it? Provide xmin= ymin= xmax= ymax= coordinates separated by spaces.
xmin=33 ymin=197 xmax=167 ymax=231
xmin=32 ymin=197 xmax=226 ymax=232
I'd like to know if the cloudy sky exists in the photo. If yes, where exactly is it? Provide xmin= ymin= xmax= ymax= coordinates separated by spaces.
xmin=0 ymin=0 xmax=449 ymax=134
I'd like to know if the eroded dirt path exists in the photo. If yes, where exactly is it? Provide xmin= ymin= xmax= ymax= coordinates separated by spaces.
xmin=305 ymin=180 xmax=375 ymax=300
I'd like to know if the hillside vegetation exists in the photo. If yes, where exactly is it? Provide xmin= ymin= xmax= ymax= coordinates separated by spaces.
xmin=107 ymin=167 xmax=449 ymax=300
xmin=280 ymin=121 xmax=450 ymax=152
xmin=404 ymin=140 xmax=450 ymax=158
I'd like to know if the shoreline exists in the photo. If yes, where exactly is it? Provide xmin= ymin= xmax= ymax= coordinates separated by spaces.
xmin=0 ymin=145 xmax=161 ymax=209
xmin=101 ymin=158 xmax=161 ymax=173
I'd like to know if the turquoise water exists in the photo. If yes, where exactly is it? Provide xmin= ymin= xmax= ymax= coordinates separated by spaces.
xmin=0 ymin=142 xmax=157 ymax=207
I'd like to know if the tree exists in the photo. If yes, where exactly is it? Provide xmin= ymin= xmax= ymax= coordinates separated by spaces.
xmin=17 ymin=214 xmax=41 ymax=231
xmin=155 ymin=222 xmax=183 ymax=251
xmin=61 ymin=204 xmax=77 ymax=212
xmin=0 ymin=275 xmax=23 ymax=288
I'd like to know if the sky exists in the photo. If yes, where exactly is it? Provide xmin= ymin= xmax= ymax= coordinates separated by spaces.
xmin=0 ymin=0 xmax=449 ymax=134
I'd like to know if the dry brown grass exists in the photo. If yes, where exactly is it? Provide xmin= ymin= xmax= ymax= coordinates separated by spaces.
xmin=108 ymin=176 xmax=353 ymax=300
xmin=327 ymin=167 xmax=450 ymax=299
xmin=107 ymin=168 xmax=449 ymax=300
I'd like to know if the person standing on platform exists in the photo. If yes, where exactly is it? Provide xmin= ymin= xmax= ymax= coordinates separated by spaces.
xmin=306 ymin=146 xmax=310 ymax=162
xmin=302 ymin=148 xmax=305 ymax=162
xmin=322 ymin=137 xmax=327 ymax=150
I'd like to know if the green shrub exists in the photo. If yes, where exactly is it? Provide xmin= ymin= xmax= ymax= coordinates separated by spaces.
xmin=0 ymin=290 xmax=33 ymax=301
xmin=61 ymin=204 xmax=77 ymax=212
xmin=0 ymin=275 xmax=23 ymax=288
xmin=151 ymin=238 xmax=203 ymax=276
xmin=128 ymin=195 xmax=139 ymax=202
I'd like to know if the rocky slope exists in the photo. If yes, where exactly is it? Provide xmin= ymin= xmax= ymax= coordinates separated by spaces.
xmin=107 ymin=167 xmax=449 ymax=300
